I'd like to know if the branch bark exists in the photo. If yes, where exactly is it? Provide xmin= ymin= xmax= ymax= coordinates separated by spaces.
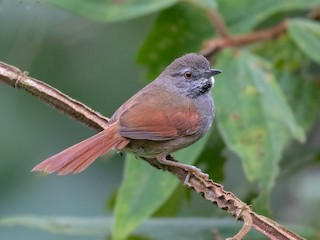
xmin=0 ymin=62 xmax=306 ymax=240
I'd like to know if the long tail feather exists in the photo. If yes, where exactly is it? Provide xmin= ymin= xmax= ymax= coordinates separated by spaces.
xmin=32 ymin=125 xmax=129 ymax=175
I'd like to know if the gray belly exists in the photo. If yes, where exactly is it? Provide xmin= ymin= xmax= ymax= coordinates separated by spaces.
xmin=125 ymin=93 xmax=215 ymax=158
xmin=125 ymin=135 xmax=201 ymax=158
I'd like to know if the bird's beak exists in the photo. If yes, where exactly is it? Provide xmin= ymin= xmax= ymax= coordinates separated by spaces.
xmin=203 ymin=69 xmax=222 ymax=78
xmin=210 ymin=69 xmax=222 ymax=76
xmin=204 ymin=69 xmax=222 ymax=88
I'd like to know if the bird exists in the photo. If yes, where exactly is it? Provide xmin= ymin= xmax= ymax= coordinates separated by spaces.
xmin=32 ymin=53 xmax=222 ymax=176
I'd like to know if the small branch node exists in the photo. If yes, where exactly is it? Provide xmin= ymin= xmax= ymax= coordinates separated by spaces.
xmin=15 ymin=71 xmax=28 ymax=88
xmin=183 ymin=172 xmax=191 ymax=186
xmin=226 ymin=210 xmax=253 ymax=240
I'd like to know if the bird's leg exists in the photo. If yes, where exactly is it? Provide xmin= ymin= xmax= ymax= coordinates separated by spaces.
xmin=156 ymin=154 xmax=209 ymax=183
xmin=165 ymin=155 xmax=178 ymax=162
xmin=139 ymin=156 xmax=165 ymax=170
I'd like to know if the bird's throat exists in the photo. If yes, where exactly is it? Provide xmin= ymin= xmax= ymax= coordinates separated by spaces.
xmin=186 ymin=79 xmax=212 ymax=98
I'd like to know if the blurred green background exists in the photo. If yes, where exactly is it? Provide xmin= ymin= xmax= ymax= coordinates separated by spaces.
xmin=0 ymin=0 xmax=320 ymax=239
xmin=0 ymin=1 xmax=151 ymax=239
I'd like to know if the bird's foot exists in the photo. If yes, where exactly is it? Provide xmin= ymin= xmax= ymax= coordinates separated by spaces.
xmin=156 ymin=154 xmax=209 ymax=185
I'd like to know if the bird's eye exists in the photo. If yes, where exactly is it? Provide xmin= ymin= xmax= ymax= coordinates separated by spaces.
xmin=184 ymin=71 xmax=192 ymax=79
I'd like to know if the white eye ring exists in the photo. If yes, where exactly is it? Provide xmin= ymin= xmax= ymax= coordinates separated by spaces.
xmin=184 ymin=71 xmax=192 ymax=79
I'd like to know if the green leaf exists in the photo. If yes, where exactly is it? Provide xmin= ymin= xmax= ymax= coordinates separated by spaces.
xmin=288 ymin=19 xmax=320 ymax=64
xmin=1 ymin=215 xmax=317 ymax=239
xmin=153 ymin=184 xmax=187 ymax=217
xmin=215 ymin=49 xmax=305 ymax=212
xmin=197 ymin=126 xmax=226 ymax=182
xmin=217 ymin=0 xmax=320 ymax=33
xmin=46 ymin=0 xmax=178 ymax=22
xmin=279 ymin=66 xmax=320 ymax=132
xmin=113 ymin=133 xmax=211 ymax=240
xmin=253 ymin=34 xmax=320 ymax=176
xmin=137 ymin=2 xmax=214 ymax=80
xmin=254 ymin=34 xmax=320 ymax=133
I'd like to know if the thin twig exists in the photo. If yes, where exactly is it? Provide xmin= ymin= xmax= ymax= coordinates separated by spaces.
xmin=203 ymin=8 xmax=320 ymax=59
xmin=0 ymin=61 xmax=306 ymax=240
xmin=201 ymin=21 xmax=287 ymax=58
xmin=206 ymin=9 xmax=230 ymax=38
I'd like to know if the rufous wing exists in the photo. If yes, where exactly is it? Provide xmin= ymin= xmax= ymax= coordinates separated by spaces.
xmin=118 ymin=101 xmax=200 ymax=141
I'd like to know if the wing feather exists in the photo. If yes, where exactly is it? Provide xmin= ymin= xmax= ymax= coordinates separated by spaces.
xmin=118 ymin=99 xmax=199 ymax=141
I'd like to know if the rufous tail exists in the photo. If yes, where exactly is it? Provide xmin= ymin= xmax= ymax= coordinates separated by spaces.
xmin=32 ymin=124 xmax=129 ymax=175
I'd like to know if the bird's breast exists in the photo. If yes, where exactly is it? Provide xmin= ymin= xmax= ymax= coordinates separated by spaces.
xmin=194 ymin=92 xmax=215 ymax=137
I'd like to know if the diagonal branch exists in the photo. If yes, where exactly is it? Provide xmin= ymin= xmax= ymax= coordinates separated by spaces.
xmin=0 ymin=61 xmax=306 ymax=240
xmin=0 ymin=61 xmax=109 ymax=131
